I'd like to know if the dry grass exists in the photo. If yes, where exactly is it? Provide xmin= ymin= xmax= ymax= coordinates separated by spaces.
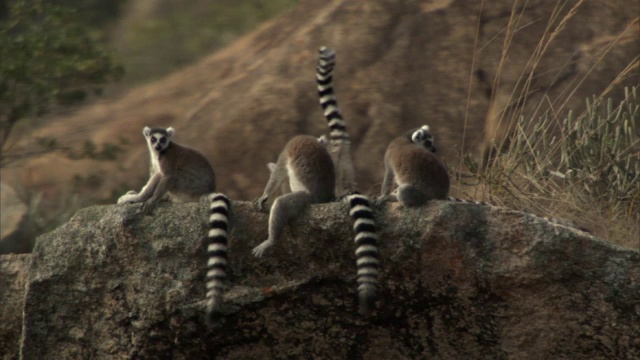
xmin=463 ymin=87 xmax=639 ymax=249
xmin=457 ymin=1 xmax=639 ymax=249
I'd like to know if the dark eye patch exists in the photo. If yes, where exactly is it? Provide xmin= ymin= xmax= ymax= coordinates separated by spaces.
xmin=160 ymin=137 xmax=166 ymax=143
xmin=150 ymin=137 xmax=157 ymax=144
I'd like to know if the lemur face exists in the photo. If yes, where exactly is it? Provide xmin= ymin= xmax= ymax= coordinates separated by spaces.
xmin=410 ymin=125 xmax=437 ymax=153
xmin=143 ymin=126 xmax=174 ymax=152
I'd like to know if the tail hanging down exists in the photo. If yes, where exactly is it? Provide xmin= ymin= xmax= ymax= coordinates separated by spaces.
xmin=205 ymin=193 xmax=231 ymax=323
xmin=346 ymin=193 xmax=380 ymax=316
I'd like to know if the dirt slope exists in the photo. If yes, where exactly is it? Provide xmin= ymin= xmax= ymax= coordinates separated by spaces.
xmin=2 ymin=0 xmax=638 ymax=205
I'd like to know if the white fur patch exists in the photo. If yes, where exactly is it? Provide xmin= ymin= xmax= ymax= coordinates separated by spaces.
xmin=208 ymin=228 xmax=227 ymax=238
xmin=207 ymin=243 xmax=226 ymax=252
xmin=208 ymin=257 xmax=227 ymax=267
xmin=355 ymin=232 xmax=378 ymax=242
xmin=207 ymin=269 xmax=225 ymax=278
xmin=356 ymin=245 xmax=379 ymax=255
xmin=287 ymin=162 xmax=308 ymax=192
xmin=354 ymin=218 xmax=375 ymax=227
xmin=357 ymin=268 xmax=379 ymax=277
xmin=209 ymin=213 xmax=227 ymax=222
xmin=349 ymin=204 xmax=371 ymax=216
xmin=357 ymin=257 xmax=380 ymax=267
xmin=117 ymin=193 xmax=138 ymax=204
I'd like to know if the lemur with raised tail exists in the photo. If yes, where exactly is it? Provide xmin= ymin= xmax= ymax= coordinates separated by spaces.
xmin=316 ymin=46 xmax=356 ymax=196
xmin=378 ymin=125 xmax=588 ymax=231
xmin=254 ymin=134 xmax=380 ymax=315
xmin=252 ymin=135 xmax=336 ymax=256
xmin=116 ymin=127 xmax=231 ymax=323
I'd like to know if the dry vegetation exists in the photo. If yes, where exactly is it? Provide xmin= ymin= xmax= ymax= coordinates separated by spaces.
xmin=454 ymin=1 xmax=639 ymax=248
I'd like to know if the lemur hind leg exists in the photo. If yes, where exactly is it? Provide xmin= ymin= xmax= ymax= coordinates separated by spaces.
xmin=252 ymin=191 xmax=314 ymax=257
xmin=397 ymin=184 xmax=429 ymax=207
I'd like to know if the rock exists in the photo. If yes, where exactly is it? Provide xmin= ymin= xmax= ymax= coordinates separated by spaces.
xmin=6 ymin=200 xmax=639 ymax=359
xmin=0 ymin=254 xmax=30 ymax=359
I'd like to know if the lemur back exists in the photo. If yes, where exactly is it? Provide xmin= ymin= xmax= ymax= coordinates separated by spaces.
xmin=284 ymin=135 xmax=336 ymax=202
xmin=379 ymin=125 xmax=450 ymax=207
xmin=252 ymin=135 xmax=335 ymax=258
xmin=253 ymin=134 xmax=381 ymax=315
xmin=316 ymin=46 xmax=356 ymax=195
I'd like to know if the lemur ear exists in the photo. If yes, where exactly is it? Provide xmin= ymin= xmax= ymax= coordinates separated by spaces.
xmin=143 ymin=127 xmax=151 ymax=137
xmin=166 ymin=127 xmax=175 ymax=137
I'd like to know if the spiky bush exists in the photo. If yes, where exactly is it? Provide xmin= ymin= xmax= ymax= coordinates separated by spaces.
xmin=467 ymin=86 xmax=639 ymax=248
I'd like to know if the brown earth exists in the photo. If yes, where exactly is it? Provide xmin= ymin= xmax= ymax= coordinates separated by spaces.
xmin=1 ymin=0 xmax=638 ymax=207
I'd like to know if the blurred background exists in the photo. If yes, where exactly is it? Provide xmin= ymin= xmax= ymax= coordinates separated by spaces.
xmin=1 ymin=0 xmax=638 ymax=253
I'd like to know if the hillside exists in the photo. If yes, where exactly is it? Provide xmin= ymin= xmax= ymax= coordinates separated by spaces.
xmin=1 ymin=0 xmax=638 ymax=240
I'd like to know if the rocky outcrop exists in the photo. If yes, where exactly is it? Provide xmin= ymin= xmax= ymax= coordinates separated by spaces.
xmin=2 ymin=0 xmax=638 ymax=205
xmin=3 ymin=200 xmax=638 ymax=359
xmin=0 ymin=254 xmax=30 ymax=359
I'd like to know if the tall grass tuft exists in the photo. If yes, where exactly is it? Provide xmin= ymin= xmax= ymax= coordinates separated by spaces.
xmin=464 ymin=86 xmax=639 ymax=249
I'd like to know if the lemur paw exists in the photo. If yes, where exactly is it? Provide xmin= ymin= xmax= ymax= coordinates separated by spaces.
xmin=254 ymin=197 xmax=269 ymax=212
xmin=117 ymin=193 xmax=138 ymax=204
xmin=373 ymin=196 xmax=388 ymax=207
xmin=252 ymin=240 xmax=273 ymax=258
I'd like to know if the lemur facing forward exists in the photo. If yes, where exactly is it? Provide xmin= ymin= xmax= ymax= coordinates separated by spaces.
xmin=316 ymin=46 xmax=356 ymax=196
xmin=378 ymin=125 xmax=588 ymax=231
xmin=254 ymin=134 xmax=380 ymax=315
xmin=116 ymin=127 xmax=230 ymax=323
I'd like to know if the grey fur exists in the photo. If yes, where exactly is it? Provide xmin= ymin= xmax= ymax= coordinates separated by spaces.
xmin=117 ymin=127 xmax=216 ymax=213
xmin=253 ymin=135 xmax=335 ymax=257
xmin=377 ymin=125 xmax=449 ymax=207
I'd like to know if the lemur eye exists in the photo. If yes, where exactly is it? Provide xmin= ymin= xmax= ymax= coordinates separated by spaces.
xmin=150 ymin=138 xmax=157 ymax=144
xmin=160 ymin=138 xmax=166 ymax=143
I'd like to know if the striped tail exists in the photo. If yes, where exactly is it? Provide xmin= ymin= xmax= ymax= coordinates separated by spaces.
xmin=447 ymin=196 xmax=589 ymax=232
xmin=346 ymin=193 xmax=380 ymax=316
xmin=205 ymin=193 xmax=231 ymax=323
xmin=317 ymin=46 xmax=349 ymax=141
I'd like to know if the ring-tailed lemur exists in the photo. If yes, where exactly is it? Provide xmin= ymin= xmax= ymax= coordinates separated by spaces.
xmin=379 ymin=125 xmax=588 ymax=231
xmin=254 ymin=134 xmax=381 ymax=315
xmin=116 ymin=127 xmax=232 ymax=322
xmin=316 ymin=46 xmax=356 ymax=196
xmin=117 ymin=127 xmax=217 ymax=212
xmin=377 ymin=125 xmax=449 ymax=207
xmin=252 ymin=135 xmax=336 ymax=257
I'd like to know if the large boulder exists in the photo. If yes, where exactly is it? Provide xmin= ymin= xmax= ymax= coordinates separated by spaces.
xmin=0 ymin=254 xmax=30 ymax=359
xmin=5 ymin=200 xmax=638 ymax=359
